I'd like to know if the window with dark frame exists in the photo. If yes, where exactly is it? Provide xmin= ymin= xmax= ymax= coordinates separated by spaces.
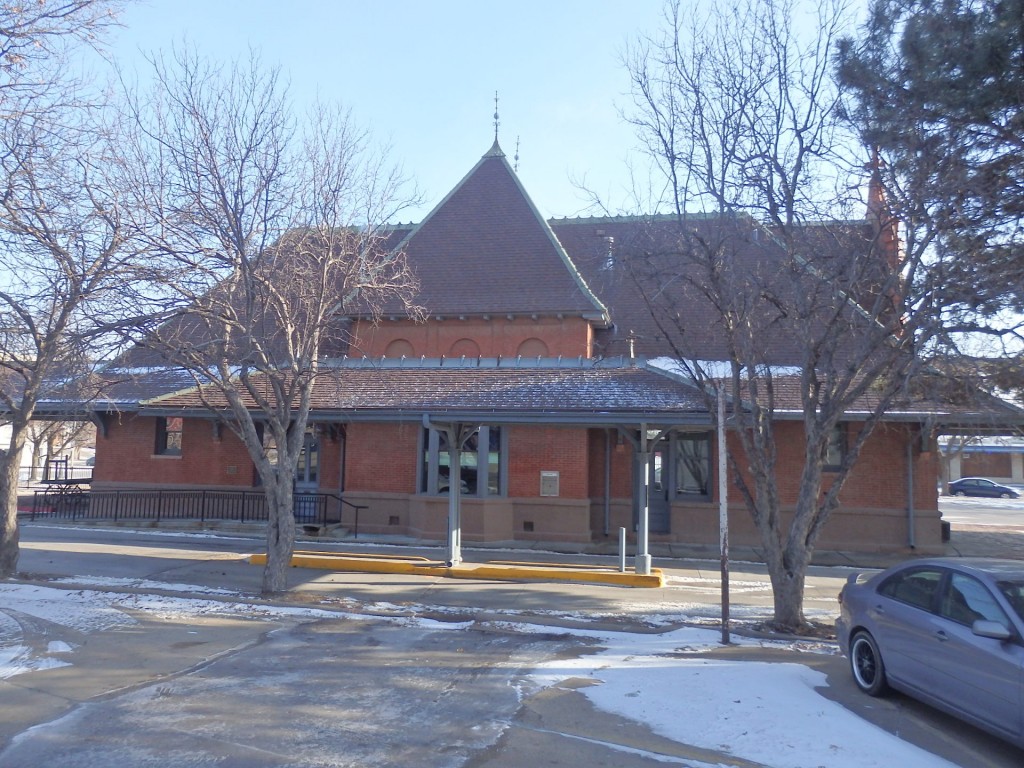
xmin=675 ymin=433 xmax=712 ymax=498
xmin=420 ymin=426 xmax=504 ymax=497
xmin=155 ymin=416 xmax=183 ymax=456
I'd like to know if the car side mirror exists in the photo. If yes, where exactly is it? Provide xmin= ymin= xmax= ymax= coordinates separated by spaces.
xmin=972 ymin=619 xmax=1012 ymax=641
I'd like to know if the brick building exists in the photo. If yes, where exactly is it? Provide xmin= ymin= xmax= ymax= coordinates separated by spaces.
xmin=78 ymin=139 xmax=1022 ymax=560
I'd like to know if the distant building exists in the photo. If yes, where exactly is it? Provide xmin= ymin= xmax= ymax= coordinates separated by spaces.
xmin=942 ymin=437 xmax=1024 ymax=485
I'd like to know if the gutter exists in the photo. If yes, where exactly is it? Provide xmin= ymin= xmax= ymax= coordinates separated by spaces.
xmin=907 ymin=438 xmax=916 ymax=549
xmin=136 ymin=406 xmax=715 ymax=427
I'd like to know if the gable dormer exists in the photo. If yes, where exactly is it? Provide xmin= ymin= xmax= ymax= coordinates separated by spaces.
xmin=354 ymin=141 xmax=608 ymax=359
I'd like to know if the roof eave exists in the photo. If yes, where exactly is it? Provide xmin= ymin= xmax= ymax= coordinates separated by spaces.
xmin=137 ymin=405 xmax=713 ymax=427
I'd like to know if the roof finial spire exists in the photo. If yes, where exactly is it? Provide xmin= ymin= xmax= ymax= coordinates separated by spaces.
xmin=493 ymin=90 xmax=500 ymax=142
xmin=484 ymin=92 xmax=506 ymax=157
xmin=514 ymin=136 xmax=520 ymax=172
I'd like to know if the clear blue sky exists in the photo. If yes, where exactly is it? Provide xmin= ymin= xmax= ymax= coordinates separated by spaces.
xmin=107 ymin=0 xmax=669 ymax=222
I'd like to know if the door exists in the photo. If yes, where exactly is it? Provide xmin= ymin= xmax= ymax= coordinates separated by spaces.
xmin=872 ymin=566 xmax=946 ymax=689
xmin=294 ymin=429 xmax=320 ymax=522
xmin=647 ymin=442 xmax=670 ymax=534
xmin=928 ymin=572 xmax=1024 ymax=738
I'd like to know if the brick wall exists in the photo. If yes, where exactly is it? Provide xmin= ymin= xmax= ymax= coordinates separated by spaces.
xmin=961 ymin=451 xmax=1013 ymax=478
xmin=344 ymin=421 xmax=420 ymax=493
xmin=353 ymin=316 xmax=592 ymax=359
xmin=586 ymin=428 xmax=634 ymax=499
xmin=507 ymin=425 xmax=588 ymax=499
xmin=94 ymin=410 xmax=941 ymax=553
xmin=317 ymin=432 xmax=342 ymax=491
xmin=725 ymin=421 xmax=937 ymax=511
xmin=94 ymin=415 xmax=255 ymax=488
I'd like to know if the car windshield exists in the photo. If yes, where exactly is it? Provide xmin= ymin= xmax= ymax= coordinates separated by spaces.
xmin=997 ymin=580 xmax=1024 ymax=623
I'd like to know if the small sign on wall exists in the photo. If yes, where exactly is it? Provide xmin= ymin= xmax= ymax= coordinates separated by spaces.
xmin=540 ymin=470 xmax=559 ymax=497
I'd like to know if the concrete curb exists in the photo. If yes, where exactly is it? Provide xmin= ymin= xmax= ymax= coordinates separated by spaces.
xmin=248 ymin=550 xmax=666 ymax=588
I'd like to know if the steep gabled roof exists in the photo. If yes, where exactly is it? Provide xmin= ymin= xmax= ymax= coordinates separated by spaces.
xmin=378 ymin=141 xmax=608 ymax=321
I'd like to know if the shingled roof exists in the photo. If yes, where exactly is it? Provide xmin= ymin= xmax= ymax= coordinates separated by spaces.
xmin=141 ymin=358 xmax=710 ymax=426
xmin=377 ymin=141 xmax=608 ymax=321
xmin=549 ymin=214 xmax=884 ymax=364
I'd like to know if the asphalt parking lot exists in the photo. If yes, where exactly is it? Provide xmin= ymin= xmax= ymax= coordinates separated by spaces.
xmin=3 ymin=521 xmax=1024 ymax=766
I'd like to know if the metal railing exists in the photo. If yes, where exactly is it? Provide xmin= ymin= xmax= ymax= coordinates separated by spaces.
xmin=43 ymin=457 xmax=93 ymax=483
xmin=27 ymin=488 xmax=367 ymax=534
xmin=18 ymin=459 xmax=93 ymax=486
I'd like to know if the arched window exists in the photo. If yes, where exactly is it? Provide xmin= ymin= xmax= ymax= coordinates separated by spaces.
xmin=516 ymin=337 xmax=549 ymax=357
xmin=449 ymin=338 xmax=481 ymax=357
xmin=384 ymin=339 xmax=415 ymax=358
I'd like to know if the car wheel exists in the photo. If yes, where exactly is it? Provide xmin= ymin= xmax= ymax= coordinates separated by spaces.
xmin=1000 ymin=492 xmax=1012 ymax=499
xmin=850 ymin=630 xmax=888 ymax=696
xmin=954 ymin=491 xmax=966 ymax=497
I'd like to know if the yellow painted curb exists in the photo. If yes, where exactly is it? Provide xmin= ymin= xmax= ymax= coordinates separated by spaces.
xmin=248 ymin=552 xmax=664 ymax=588
xmin=455 ymin=563 xmax=665 ymax=588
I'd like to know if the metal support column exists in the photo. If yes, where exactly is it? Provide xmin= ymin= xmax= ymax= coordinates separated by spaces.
xmin=447 ymin=435 xmax=462 ymax=566
xmin=424 ymin=415 xmax=478 ymax=568
xmin=635 ymin=422 xmax=652 ymax=575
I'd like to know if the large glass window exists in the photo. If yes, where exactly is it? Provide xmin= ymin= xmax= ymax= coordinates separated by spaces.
xmin=155 ymin=416 xmax=183 ymax=456
xmin=421 ymin=426 xmax=504 ymax=497
xmin=675 ymin=433 xmax=711 ymax=497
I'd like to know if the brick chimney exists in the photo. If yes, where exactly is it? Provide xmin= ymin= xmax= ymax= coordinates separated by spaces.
xmin=865 ymin=148 xmax=903 ymax=328
xmin=866 ymin=148 xmax=900 ymax=273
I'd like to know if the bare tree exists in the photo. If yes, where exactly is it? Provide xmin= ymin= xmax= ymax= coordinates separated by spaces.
xmin=0 ymin=0 xmax=120 ymax=96
xmin=0 ymin=0 xmax=134 ymax=578
xmin=0 ymin=109 xmax=143 ymax=577
xmin=26 ymin=418 xmax=95 ymax=479
xmin=623 ymin=0 xmax=955 ymax=631
xmin=117 ymin=48 xmax=420 ymax=594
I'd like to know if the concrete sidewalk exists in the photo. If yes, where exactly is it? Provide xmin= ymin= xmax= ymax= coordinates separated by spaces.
xmin=15 ymin=522 xmax=849 ymax=628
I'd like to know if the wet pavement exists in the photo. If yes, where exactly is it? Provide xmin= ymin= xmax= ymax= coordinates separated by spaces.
xmin=3 ymin=515 xmax=1024 ymax=767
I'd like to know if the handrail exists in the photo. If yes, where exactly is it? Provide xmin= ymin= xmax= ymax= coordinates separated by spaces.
xmin=317 ymin=492 xmax=368 ymax=538
xmin=25 ymin=488 xmax=368 ymax=537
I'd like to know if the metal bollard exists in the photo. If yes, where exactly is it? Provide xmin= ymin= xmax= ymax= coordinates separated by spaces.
xmin=619 ymin=526 xmax=627 ymax=572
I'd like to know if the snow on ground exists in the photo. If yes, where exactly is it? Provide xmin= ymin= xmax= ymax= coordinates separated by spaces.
xmin=52 ymin=575 xmax=241 ymax=595
xmin=943 ymin=495 xmax=1024 ymax=508
xmin=531 ymin=626 xmax=956 ymax=768
xmin=0 ymin=580 xmax=955 ymax=768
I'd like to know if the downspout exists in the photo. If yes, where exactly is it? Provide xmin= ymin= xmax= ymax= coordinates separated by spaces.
xmin=907 ymin=438 xmax=916 ymax=549
xmin=338 ymin=426 xmax=346 ymax=525
xmin=338 ymin=427 xmax=346 ymax=494
xmin=604 ymin=428 xmax=612 ymax=536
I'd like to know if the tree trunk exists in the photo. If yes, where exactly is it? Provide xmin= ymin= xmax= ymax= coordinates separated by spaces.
xmin=0 ymin=429 xmax=27 ymax=577
xmin=261 ymin=479 xmax=296 ymax=594
xmin=767 ymin=549 xmax=808 ymax=633
xmin=762 ymin=448 xmax=826 ymax=632
xmin=29 ymin=438 xmax=43 ymax=481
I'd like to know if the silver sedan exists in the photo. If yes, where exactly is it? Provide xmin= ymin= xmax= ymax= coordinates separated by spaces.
xmin=836 ymin=557 xmax=1024 ymax=749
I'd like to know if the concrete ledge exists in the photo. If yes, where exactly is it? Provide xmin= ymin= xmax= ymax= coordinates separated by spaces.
xmin=248 ymin=551 xmax=665 ymax=588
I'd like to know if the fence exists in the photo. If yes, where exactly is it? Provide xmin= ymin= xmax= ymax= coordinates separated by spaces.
xmin=18 ymin=458 xmax=93 ymax=486
xmin=27 ymin=488 xmax=367 ymax=536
